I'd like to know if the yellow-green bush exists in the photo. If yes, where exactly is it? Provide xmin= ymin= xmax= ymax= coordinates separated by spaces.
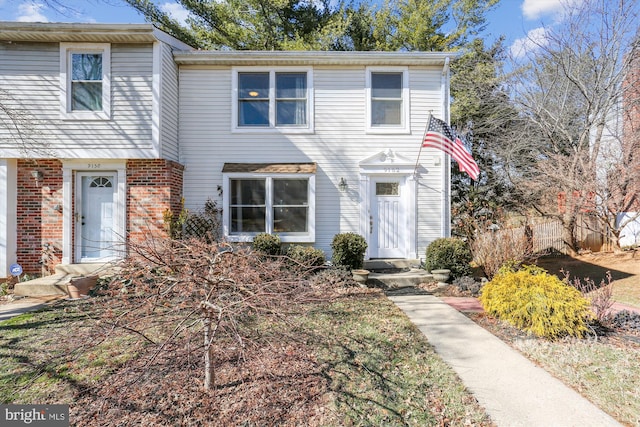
xmin=479 ymin=265 xmax=591 ymax=339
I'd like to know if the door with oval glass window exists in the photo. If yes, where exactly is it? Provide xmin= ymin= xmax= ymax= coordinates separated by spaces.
xmin=370 ymin=177 xmax=406 ymax=258
xmin=76 ymin=172 xmax=116 ymax=262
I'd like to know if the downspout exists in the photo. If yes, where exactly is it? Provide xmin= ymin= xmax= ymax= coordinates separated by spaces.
xmin=441 ymin=57 xmax=452 ymax=238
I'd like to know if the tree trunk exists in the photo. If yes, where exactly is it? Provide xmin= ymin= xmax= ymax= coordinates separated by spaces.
xmin=563 ymin=215 xmax=579 ymax=256
xmin=203 ymin=316 xmax=214 ymax=390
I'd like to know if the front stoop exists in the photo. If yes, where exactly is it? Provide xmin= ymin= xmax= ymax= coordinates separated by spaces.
xmin=363 ymin=259 xmax=433 ymax=289
xmin=368 ymin=269 xmax=434 ymax=289
xmin=364 ymin=259 xmax=422 ymax=271
xmin=13 ymin=263 xmax=114 ymax=297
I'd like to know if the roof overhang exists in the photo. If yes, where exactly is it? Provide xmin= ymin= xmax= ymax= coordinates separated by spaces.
xmin=0 ymin=22 xmax=193 ymax=49
xmin=174 ymin=50 xmax=460 ymax=67
xmin=222 ymin=163 xmax=317 ymax=174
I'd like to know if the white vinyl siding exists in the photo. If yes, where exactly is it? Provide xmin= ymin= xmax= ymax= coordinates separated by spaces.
xmin=180 ymin=64 xmax=446 ymax=256
xmin=158 ymin=43 xmax=180 ymax=161
xmin=0 ymin=42 xmax=158 ymax=159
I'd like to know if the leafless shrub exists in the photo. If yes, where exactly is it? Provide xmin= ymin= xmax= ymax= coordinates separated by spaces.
xmin=95 ymin=235 xmax=331 ymax=393
xmin=563 ymin=270 xmax=614 ymax=322
xmin=308 ymin=267 xmax=358 ymax=288
xmin=471 ymin=227 xmax=535 ymax=279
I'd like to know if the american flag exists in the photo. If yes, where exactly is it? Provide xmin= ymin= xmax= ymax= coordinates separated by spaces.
xmin=422 ymin=116 xmax=480 ymax=180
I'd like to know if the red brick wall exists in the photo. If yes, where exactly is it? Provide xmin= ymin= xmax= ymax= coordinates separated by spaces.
xmin=16 ymin=159 xmax=64 ymax=274
xmin=14 ymin=158 xmax=185 ymax=275
xmin=127 ymin=159 xmax=185 ymax=245
xmin=622 ymin=50 xmax=640 ymax=210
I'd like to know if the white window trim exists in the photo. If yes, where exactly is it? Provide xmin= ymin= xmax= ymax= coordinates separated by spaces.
xmin=222 ymin=173 xmax=316 ymax=243
xmin=365 ymin=66 xmax=410 ymax=134
xmin=60 ymin=43 xmax=111 ymax=120
xmin=231 ymin=67 xmax=314 ymax=134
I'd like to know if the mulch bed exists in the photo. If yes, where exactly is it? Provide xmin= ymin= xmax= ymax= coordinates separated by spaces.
xmin=413 ymin=281 xmax=640 ymax=350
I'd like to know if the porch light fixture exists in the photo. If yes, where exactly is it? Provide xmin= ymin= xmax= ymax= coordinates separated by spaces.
xmin=31 ymin=170 xmax=43 ymax=180
xmin=338 ymin=177 xmax=348 ymax=192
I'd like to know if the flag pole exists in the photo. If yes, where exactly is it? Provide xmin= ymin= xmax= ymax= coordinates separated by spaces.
xmin=413 ymin=112 xmax=432 ymax=177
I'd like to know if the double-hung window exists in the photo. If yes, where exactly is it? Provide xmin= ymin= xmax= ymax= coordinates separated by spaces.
xmin=222 ymin=163 xmax=316 ymax=242
xmin=234 ymin=68 xmax=313 ymax=132
xmin=366 ymin=67 xmax=409 ymax=133
xmin=60 ymin=43 xmax=111 ymax=120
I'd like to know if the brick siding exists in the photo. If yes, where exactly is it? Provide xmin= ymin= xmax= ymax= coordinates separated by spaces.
xmin=127 ymin=159 xmax=185 ymax=245
xmin=15 ymin=159 xmax=184 ymax=275
xmin=16 ymin=159 xmax=64 ymax=274
xmin=622 ymin=51 xmax=640 ymax=210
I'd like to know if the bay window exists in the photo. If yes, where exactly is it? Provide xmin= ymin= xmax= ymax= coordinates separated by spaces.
xmin=223 ymin=163 xmax=316 ymax=242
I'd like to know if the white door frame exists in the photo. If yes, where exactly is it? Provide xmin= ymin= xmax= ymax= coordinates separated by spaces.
xmin=359 ymin=149 xmax=416 ymax=259
xmin=61 ymin=160 xmax=126 ymax=264
xmin=0 ymin=159 xmax=17 ymax=277
xmin=76 ymin=171 xmax=117 ymax=262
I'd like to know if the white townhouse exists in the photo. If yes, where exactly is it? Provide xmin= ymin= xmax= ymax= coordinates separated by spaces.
xmin=0 ymin=22 xmax=456 ymax=279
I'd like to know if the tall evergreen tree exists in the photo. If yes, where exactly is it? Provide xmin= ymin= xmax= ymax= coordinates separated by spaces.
xmin=449 ymin=38 xmax=521 ymax=240
xmin=123 ymin=0 xmax=498 ymax=52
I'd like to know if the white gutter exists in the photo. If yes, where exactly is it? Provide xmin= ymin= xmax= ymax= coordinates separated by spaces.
xmin=441 ymin=56 xmax=452 ymax=238
xmin=173 ymin=50 xmax=459 ymax=66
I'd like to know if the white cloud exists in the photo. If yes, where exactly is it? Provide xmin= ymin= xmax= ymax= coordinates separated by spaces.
xmin=16 ymin=2 xmax=48 ymax=22
xmin=521 ymin=0 xmax=583 ymax=21
xmin=510 ymin=27 xmax=548 ymax=58
xmin=160 ymin=2 xmax=189 ymax=25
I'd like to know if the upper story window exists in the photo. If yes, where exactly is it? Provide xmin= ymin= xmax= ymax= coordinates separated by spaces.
xmin=366 ymin=67 xmax=410 ymax=134
xmin=60 ymin=43 xmax=111 ymax=120
xmin=233 ymin=68 xmax=313 ymax=133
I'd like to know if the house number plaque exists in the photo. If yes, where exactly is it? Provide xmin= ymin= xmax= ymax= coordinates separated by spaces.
xmin=87 ymin=163 xmax=102 ymax=169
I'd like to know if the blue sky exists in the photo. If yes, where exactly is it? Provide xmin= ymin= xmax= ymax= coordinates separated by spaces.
xmin=0 ymin=0 xmax=580 ymax=57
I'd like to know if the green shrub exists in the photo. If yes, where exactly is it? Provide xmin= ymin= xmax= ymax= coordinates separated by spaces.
xmin=331 ymin=233 xmax=367 ymax=270
xmin=286 ymin=245 xmax=326 ymax=268
xmin=479 ymin=265 xmax=591 ymax=339
xmin=252 ymin=233 xmax=282 ymax=256
xmin=424 ymin=238 xmax=472 ymax=278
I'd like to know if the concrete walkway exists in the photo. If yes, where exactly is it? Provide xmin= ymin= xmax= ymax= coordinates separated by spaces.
xmin=388 ymin=294 xmax=622 ymax=427
xmin=0 ymin=296 xmax=64 ymax=322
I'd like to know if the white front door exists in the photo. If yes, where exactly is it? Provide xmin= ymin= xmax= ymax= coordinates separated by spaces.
xmin=370 ymin=177 xmax=405 ymax=258
xmin=76 ymin=173 xmax=117 ymax=262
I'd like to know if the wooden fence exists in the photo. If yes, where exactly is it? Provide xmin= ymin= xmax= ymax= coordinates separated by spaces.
xmin=492 ymin=216 xmax=613 ymax=255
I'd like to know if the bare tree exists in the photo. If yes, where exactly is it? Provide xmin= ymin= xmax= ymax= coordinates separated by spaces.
xmin=100 ymin=236 xmax=329 ymax=391
xmin=0 ymin=88 xmax=53 ymax=157
xmin=505 ymin=0 xmax=640 ymax=252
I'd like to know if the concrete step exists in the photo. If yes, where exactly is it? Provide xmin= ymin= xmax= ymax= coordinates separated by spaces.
xmin=54 ymin=263 xmax=110 ymax=276
xmin=364 ymin=259 xmax=422 ymax=272
xmin=14 ymin=273 xmax=71 ymax=296
xmin=368 ymin=269 xmax=433 ymax=290
xmin=14 ymin=263 xmax=115 ymax=297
